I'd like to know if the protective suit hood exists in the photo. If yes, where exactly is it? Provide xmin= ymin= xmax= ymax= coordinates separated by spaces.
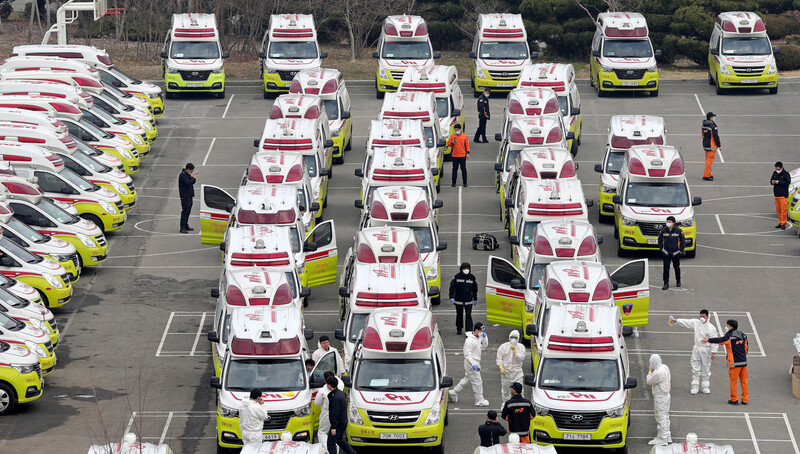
xmin=509 ymin=330 xmax=520 ymax=341
xmin=649 ymin=354 xmax=662 ymax=369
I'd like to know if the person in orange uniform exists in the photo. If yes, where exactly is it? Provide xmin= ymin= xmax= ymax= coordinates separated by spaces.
xmin=449 ymin=123 xmax=470 ymax=187
xmin=702 ymin=319 xmax=749 ymax=405
xmin=770 ymin=161 xmax=791 ymax=230
xmin=701 ymin=112 xmax=721 ymax=181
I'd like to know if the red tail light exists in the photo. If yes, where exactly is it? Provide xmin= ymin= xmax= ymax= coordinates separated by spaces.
xmin=17 ymin=137 xmax=46 ymax=144
xmin=98 ymin=55 xmax=114 ymax=66
xmin=2 ymin=182 xmax=40 ymax=195
xmin=610 ymin=135 xmax=629 ymax=149
xmin=509 ymin=128 xmax=524 ymax=144
xmin=546 ymin=127 xmax=562 ymax=143
xmin=226 ymin=285 xmax=246 ymax=306
xmin=543 ymin=98 xmax=559 ymax=114
xmin=58 ymin=136 xmax=77 ymax=150
xmin=555 ymin=248 xmax=575 ymax=257
xmin=569 ymin=292 xmax=590 ymax=302
xmin=304 ymin=106 xmax=320 ymax=120
xmin=72 ymin=76 xmax=102 ymax=88
xmin=236 ymin=209 xmax=257 ymax=224
xmin=363 ymin=326 xmax=383 ymax=349
xmin=414 ymin=23 xmax=427 ymax=36
xmin=411 ymin=200 xmax=428 ymax=219
xmin=379 ymin=256 xmax=397 ymax=263
xmin=322 ymin=79 xmax=337 ymax=94
xmin=593 ymin=279 xmax=613 ymax=301
xmin=577 ymin=236 xmax=596 ymax=256
xmin=400 ymin=243 xmax=419 ymax=263
xmin=269 ymin=106 xmax=283 ymax=119
xmin=534 ymin=235 xmax=552 ymax=255
xmin=51 ymin=102 xmax=81 ymax=114
xmin=266 ymin=175 xmax=283 ymax=183
xmin=521 ymin=161 xmax=537 ymax=178
xmin=272 ymin=283 xmax=292 ymax=305
xmin=289 ymin=80 xmax=302 ymax=94
xmin=371 ymin=201 xmax=388 ymax=219
xmin=508 ymin=99 xmax=523 ymax=115
xmin=248 ymin=164 xmax=264 ymax=182
xmin=410 ymin=326 xmax=432 ymax=350
xmin=560 ymin=160 xmax=576 ymax=178
xmin=753 ymin=19 xmax=766 ymax=32
xmin=668 ymin=158 xmax=684 ymax=176
xmin=722 ymin=20 xmax=736 ymax=32
xmin=357 ymin=244 xmax=377 ymax=263
xmin=286 ymin=164 xmax=303 ymax=182
xmin=385 ymin=23 xmax=398 ymax=36
xmin=629 ymin=157 xmax=645 ymax=175
xmin=546 ymin=278 xmax=566 ymax=300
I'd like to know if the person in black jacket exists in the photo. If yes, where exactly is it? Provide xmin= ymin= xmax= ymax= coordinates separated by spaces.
xmin=474 ymin=88 xmax=490 ymax=143
xmin=449 ymin=262 xmax=479 ymax=335
xmin=702 ymin=319 xmax=749 ymax=405
xmin=326 ymin=376 xmax=356 ymax=454
xmin=501 ymin=382 xmax=533 ymax=443
xmin=478 ymin=409 xmax=507 ymax=447
xmin=658 ymin=216 xmax=685 ymax=290
xmin=701 ymin=112 xmax=722 ymax=181
xmin=771 ymin=161 xmax=791 ymax=229
xmin=178 ymin=163 xmax=197 ymax=233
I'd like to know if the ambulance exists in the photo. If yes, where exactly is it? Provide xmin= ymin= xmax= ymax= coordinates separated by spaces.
xmin=0 ymin=68 xmax=105 ymax=98
xmin=100 ymin=80 xmax=158 ymax=119
xmin=81 ymin=102 xmax=150 ymax=158
xmin=524 ymin=304 xmax=637 ymax=451
xmin=595 ymin=115 xmax=666 ymax=221
xmin=378 ymin=91 xmax=446 ymax=175
xmin=787 ymin=167 xmax=800 ymax=228
xmin=0 ymin=94 xmax=84 ymax=122
xmin=209 ymin=267 xmax=310 ymax=376
xmin=0 ymin=285 xmax=60 ymax=347
xmin=0 ymin=56 xmax=102 ymax=84
xmin=373 ymin=15 xmax=439 ymax=97
xmin=222 ymin=223 xmax=337 ymax=289
xmin=470 ymin=14 xmax=532 ymax=96
xmin=355 ymin=147 xmax=438 ymax=207
xmin=0 ymin=178 xmax=109 ymax=268
xmin=590 ymin=12 xmax=661 ymax=97
xmin=341 ymin=307 xmax=450 ymax=452
xmin=474 ymin=441 xmax=557 ymax=454
xmin=240 ymin=439 xmax=324 ymax=454
xmin=161 ymin=13 xmax=229 ymax=98
xmin=241 ymin=151 xmax=319 ymax=223
xmin=259 ymin=14 xmax=326 ymax=98
xmin=650 ymin=438 xmax=734 ymax=454
xmin=709 ymin=12 xmax=778 ymax=94
xmin=613 ymin=145 xmax=701 ymax=257
xmin=60 ymin=116 xmax=139 ymax=171
xmin=55 ymin=145 xmax=138 ymax=210
xmin=364 ymin=119 xmax=438 ymax=187
xmin=268 ymin=93 xmax=339 ymax=166
xmin=210 ymin=306 xmax=324 ymax=448
xmin=9 ymin=44 xmax=165 ymax=116
xmin=0 ymin=79 xmax=92 ymax=109
xmin=256 ymin=118 xmax=333 ymax=213
xmin=0 ymin=198 xmax=80 ymax=282
xmin=0 ymin=310 xmax=57 ymax=376
xmin=88 ymin=434 xmax=173 ymax=454
xmin=289 ymin=69 xmax=352 ymax=164
xmin=0 ymin=339 xmax=42 ymax=415
xmin=335 ymin=262 xmax=432 ymax=371
xmin=0 ymin=230 xmax=72 ymax=308
xmin=504 ymin=178 xmax=590 ymax=270
xmin=0 ymin=108 xmax=66 ymax=133
xmin=90 ymin=90 xmax=157 ymax=145
xmin=518 ymin=64 xmax=582 ymax=154
xmin=398 ymin=65 xmax=465 ymax=140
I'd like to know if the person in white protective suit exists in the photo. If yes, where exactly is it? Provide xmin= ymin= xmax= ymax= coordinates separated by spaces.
xmin=314 ymin=370 xmax=344 ymax=446
xmin=646 ymin=354 xmax=672 ymax=446
xmin=496 ymin=330 xmax=526 ymax=401
xmin=669 ymin=310 xmax=718 ymax=394
xmin=239 ymin=389 xmax=271 ymax=446
xmin=449 ymin=322 xmax=490 ymax=406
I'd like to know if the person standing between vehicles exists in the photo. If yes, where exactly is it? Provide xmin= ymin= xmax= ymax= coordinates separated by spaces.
xmin=326 ymin=376 xmax=357 ymax=454
xmin=771 ymin=161 xmax=791 ymax=230
xmin=315 ymin=370 xmax=344 ymax=447
xmin=239 ymin=389 xmax=271 ymax=446
xmin=178 ymin=163 xmax=197 ymax=233
xmin=658 ymin=216 xmax=684 ymax=290
xmin=474 ymin=88 xmax=491 ymax=143
xmin=312 ymin=335 xmax=345 ymax=374
xmin=501 ymin=382 xmax=533 ymax=443
xmin=669 ymin=310 xmax=718 ymax=395
xmin=449 ymin=322 xmax=490 ymax=406
xmin=702 ymin=319 xmax=749 ymax=405
xmin=478 ymin=409 xmax=507 ymax=447
xmin=449 ymin=124 xmax=471 ymax=187
xmin=497 ymin=330 xmax=526 ymax=401
xmin=701 ymin=112 xmax=721 ymax=181
xmin=449 ymin=262 xmax=478 ymax=335
xmin=646 ymin=354 xmax=672 ymax=446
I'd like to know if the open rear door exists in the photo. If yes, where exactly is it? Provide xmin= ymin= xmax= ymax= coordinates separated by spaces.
xmin=610 ymin=258 xmax=650 ymax=327
xmin=305 ymin=220 xmax=338 ymax=287
xmin=484 ymin=255 xmax=526 ymax=329
xmin=199 ymin=184 xmax=234 ymax=245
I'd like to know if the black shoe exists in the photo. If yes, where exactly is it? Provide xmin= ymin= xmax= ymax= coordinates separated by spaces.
xmin=463 ymin=183 xmax=468 ymax=187
xmin=702 ymin=176 xmax=714 ymax=181
xmin=482 ymin=139 xmax=489 ymax=143
xmin=741 ymin=401 xmax=748 ymax=405
xmin=456 ymin=330 xmax=462 ymax=335
xmin=451 ymin=183 xmax=456 ymax=187
xmin=728 ymin=400 xmax=739 ymax=405
xmin=185 ymin=226 xmax=194 ymax=231
xmin=180 ymin=229 xmax=189 ymax=234
xmin=781 ymin=224 xmax=787 ymax=230
xmin=662 ymin=283 xmax=669 ymax=290
xmin=776 ymin=224 xmax=783 ymax=228
xmin=676 ymin=280 xmax=681 ymax=287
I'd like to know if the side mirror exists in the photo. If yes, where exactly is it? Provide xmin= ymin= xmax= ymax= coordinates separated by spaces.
xmin=439 ymin=376 xmax=454 ymax=388
xmin=433 ymin=51 xmax=441 ymax=59
xmin=254 ymin=139 xmax=260 ymax=148
xmin=692 ymin=197 xmax=702 ymax=206
xmin=773 ymin=47 xmax=781 ymax=55
xmin=566 ymin=131 xmax=575 ymax=140
xmin=594 ymin=163 xmax=603 ymax=173
xmin=160 ymin=50 xmax=169 ymax=59
xmin=436 ymin=240 xmax=447 ymax=251
xmin=222 ymin=51 xmax=230 ymax=59
xmin=258 ymin=50 xmax=266 ymax=59
xmin=509 ymin=235 xmax=519 ymax=245
xmin=654 ymin=49 xmax=662 ymax=58
xmin=431 ymin=168 xmax=439 ymax=177
xmin=433 ymin=199 xmax=443 ymax=209
xmin=530 ymin=51 xmax=539 ymax=59
xmin=428 ymin=286 xmax=440 ymax=297
xmin=354 ymin=199 xmax=364 ymax=209
xmin=335 ymin=329 xmax=346 ymax=341
xmin=219 ymin=242 xmax=226 ymax=252
xmin=341 ymin=111 xmax=351 ymax=119
xmin=504 ymin=198 xmax=514 ymax=208
xmin=437 ymin=138 xmax=447 ymax=147
xmin=494 ymin=163 xmax=503 ymax=172
xmin=495 ymin=133 xmax=502 ymax=142
xmin=210 ymin=376 xmax=222 ymax=389
xmin=524 ymin=373 xmax=536 ymax=387
xmin=592 ymin=49 xmax=601 ymax=57
xmin=469 ymin=51 xmax=477 ymax=59
xmin=585 ymin=198 xmax=594 ymax=207
xmin=304 ymin=242 xmax=318 ymax=252
xmin=310 ymin=202 xmax=320 ymax=212
xmin=510 ymin=278 xmax=525 ymax=290
xmin=319 ymin=167 xmax=331 ymax=177
xmin=225 ymin=203 xmax=234 ymax=213
xmin=320 ymin=51 xmax=328 ymax=59
xmin=324 ymin=139 xmax=334 ymax=148
xmin=300 ymin=287 xmax=311 ymax=298
xmin=451 ymin=109 xmax=461 ymax=117
xmin=624 ymin=377 xmax=638 ymax=389
xmin=622 ymin=326 xmax=634 ymax=338
xmin=372 ymin=51 xmax=379 ymax=59
xmin=354 ymin=169 xmax=364 ymax=178
xmin=612 ymin=195 xmax=622 ymax=204
xmin=526 ymin=324 xmax=538 ymax=336
xmin=210 ymin=288 xmax=220 ymax=298
xmin=207 ymin=331 xmax=219 ymax=343
xmin=304 ymin=328 xmax=314 ymax=340
xmin=597 ymin=234 xmax=603 ymax=245
xmin=339 ymin=286 xmax=349 ymax=297
xmin=612 ymin=281 xmax=619 ymax=291
xmin=571 ymin=107 xmax=581 ymax=116
xmin=341 ymin=375 xmax=353 ymax=388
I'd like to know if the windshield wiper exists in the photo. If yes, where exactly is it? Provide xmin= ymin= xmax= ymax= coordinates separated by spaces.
xmin=356 ymin=385 xmax=387 ymax=391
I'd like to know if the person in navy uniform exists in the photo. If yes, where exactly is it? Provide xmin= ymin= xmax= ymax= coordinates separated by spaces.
xmin=178 ymin=162 xmax=197 ymax=233
xmin=658 ymin=215 xmax=685 ymax=290
xmin=474 ymin=88 xmax=490 ymax=143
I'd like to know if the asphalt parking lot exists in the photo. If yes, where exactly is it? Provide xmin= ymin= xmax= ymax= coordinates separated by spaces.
xmin=1 ymin=77 xmax=800 ymax=454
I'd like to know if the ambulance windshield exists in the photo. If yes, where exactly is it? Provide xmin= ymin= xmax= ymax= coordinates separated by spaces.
xmin=479 ymin=42 xmax=529 ymax=59
xmin=170 ymin=41 xmax=220 ymax=59
xmin=355 ymin=359 xmax=436 ymax=391
xmin=39 ymin=198 xmax=80 ymax=224
xmin=304 ymin=155 xmax=318 ymax=177
xmin=521 ymin=222 xmax=539 ymax=246
xmin=721 ymin=37 xmax=771 ymax=56
xmin=225 ymin=358 xmax=306 ymax=391
xmin=0 ymin=287 xmax=28 ymax=308
xmin=539 ymin=358 xmax=620 ymax=391
xmin=268 ymin=41 xmax=318 ymax=59
xmin=382 ymin=42 xmax=432 ymax=60
xmin=624 ymin=182 xmax=689 ymax=207
xmin=603 ymin=39 xmax=652 ymax=58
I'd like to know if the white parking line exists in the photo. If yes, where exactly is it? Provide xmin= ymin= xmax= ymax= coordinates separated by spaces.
xmin=221 ymin=94 xmax=236 ymax=118
xmin=715 ymin=214 xmax=726 ymax=234
xmin=155 ymin=312 xmax=176 ymax=357
xmin=159 ymin=412 xmax=174 ymax=445
xmin=745 ymin=412 xmax=762 ymax=454
xmin=156 ymin=311 xmax=212 ymax=357
xmin=693 ymin=94 xmax=705 ymax=116
xmin=784 ymin=413 xmax=800 ymax=454
xmin=745 ymin=311 xmax=765 ymax=356
xmin=457 ymin=186 xmax=463 ymax=266
xmin=201 ymin=137 xmax=217 ymax=166
xmin=189 ymin=312 xmax=208 ymax=356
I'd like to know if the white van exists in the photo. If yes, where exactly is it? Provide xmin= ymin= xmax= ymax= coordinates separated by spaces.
xmin=709 ymin=11 xmax=779 ymax=94
xmin=259 ymin=14 xmax=326 ymax=98
xmin=161 ymin=13 xmax=229 ymax=98
xmin=398 ymin=65 xmax=465 ymax=139
xmin=470 ymin=14 xmax=532 ymax=96
xmin=518 ymin=63 xmax=582 ymax=154
xmin=378 ymin=91 xmax=446 ymax=177
xmin=373 ymin=15 xmax=439 ymax=98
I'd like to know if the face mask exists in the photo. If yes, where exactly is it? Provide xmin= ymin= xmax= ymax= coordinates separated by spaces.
xmin=462 ymin=269 xmax=469 ymax=275
xmin=510 ymin=338 xmax=518 ymax=345
xmin=455 ymin=130 xmax=461 ymax=135
xmin=666 ymin=222 xmax=673 ymax=228
xmin=700 ymin=317 xmax=708 ymax=323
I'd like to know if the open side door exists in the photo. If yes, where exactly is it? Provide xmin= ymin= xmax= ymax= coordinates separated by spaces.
xmin=305 ymin=220 xmax=338 ymax=287
xmin=484 ymin=255 xmax=526 ymax=328
xmin=610 ymin=258 xmax=650 ymax=327
xmin=309 ymin=350 xmax=341 ymax=434
xmin=200 ymin=184 xmax=235 ymax=245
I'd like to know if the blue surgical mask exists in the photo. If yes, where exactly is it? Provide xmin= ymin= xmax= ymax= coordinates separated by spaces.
xmin=455 ymin=130 xmax=461 ymax=135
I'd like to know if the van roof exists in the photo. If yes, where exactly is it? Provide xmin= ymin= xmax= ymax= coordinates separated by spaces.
xmin=244 ymin=440 xmax=325 ymax=454
xmin=351 ymin=262 xmax=426 ymax=309
xmin=369 ymin=186 xmax=432 ymax=224
xmin=0 ymin=108 xmax=65 ymax=133
xmin=624 ymin=145 xmax=684 ymax=179
xmin=10 ymin=44 xmax=114 ymax=68
xmin=225 ymin=267 xmax=294 ymax=307
xmin=477 ymin=13 xmax=526 ymax=40
xmin=0 ymin=175 xmax=44 ymax=201
xmin=171 ymin=13 xmax=218 ymax=40
xmin=596 ymin=12 xmax=648 ymax=38
xmin=0 ymin=79 xmax=92 ymax=107
xmin=369 ymin=147 xmax=430 ymax=181
xmin=608 ymin=115 xmax=665 ymax=145
xmin=521 ymin=178 xmax=587 ymax=218
xmin=516 ymin=147 xmax=575 ymax=180
xmin=1 ymin=56 xmax=99 ymax=76
xmin=508 ymin=115 xmax=566 ymax=148
xmin=226 ymin=225 xmax=296 ymax=268
xmin=534 ymin=220 xmax=599 ymax=262
xmin=716 ymin=12 xmax=767 ymax=36
xmin=0 ymin=121 xmax=76 ymax=151
xmin=0 ymin=141 xmax=65 ymax=170
xmin=506 ymin=88 xmax=560 ymax=117
xmin=399 ymin=65 xmax=458 ymax=94
xmin=383 ymin=15 xmax=429 ymax=40
xmin=269 ymin=14 xmax=317 ymax=41
xmin=355 ymin=226 xmax=419 ymax=264
xmin=235 ymin=184 xmax=299 ymax=217
xmin=229 ymin=306 xmax=305 ymax=357
xmin=259 ymin=118 xmax=322 ymax=152
xmin=368 ymin=119 xmax=426 ymax=148
xmin=361 ymin=307 xmax=436 ymax=357
xmin=291 ymin=69 xmax=343 ymax=97
xmin=0 ymin=70 xmax=104 ymax=95
xmin=544 ymin=262 xmax=614 ymax=303
xmin=270 ymin=94 xmax=325 ymax=120
xmin=518 ymin=63 xmax=575 ymax=92
xmin=248 ymin=151 xmax=306 ymax=185
xmin=543 ymin=304 xmax=622 ymax=355
xmin=380 ymin=91 xmax=437 ymax=123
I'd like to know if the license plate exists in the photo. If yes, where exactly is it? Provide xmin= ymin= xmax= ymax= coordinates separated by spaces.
xmin=621 ymin=81 xmax=639 ymax=86
xmin=496 ymin=83 xmax=514 ymax=87
xmin=379 ymin=433 xmax=408 ymax=440
xmin=262 ymin=433 xmax=280 ymax=441
xmin=564 ymin=433 xmax=592 ymax=441
xmin=647 ymin=238 xmax=659 ymax=245
xmin=741 ymin=78 xmax=758 ymax=84
xmin=187 ymin=83 xmax=204 ymax=87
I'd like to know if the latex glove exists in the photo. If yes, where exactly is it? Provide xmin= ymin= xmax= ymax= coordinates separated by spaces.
xmin=711 ymin=353 xmax=716 ymax=360
xmin=473 ymin=300 xmax=478 ymax=306
xmin=450 ymin=298 xmax=455 ymax=304
xmin=648 ymin=367 xmax=653 ymax=374
xmin=510 ymin=345 xmax=517 ymax=354
xmin=472 ymin=365 xmax=480 ymax=372
xmin=481 ymin=332 xmax=487 ymax=338
xmin=499 ymin=365 xmax=506 ymax=375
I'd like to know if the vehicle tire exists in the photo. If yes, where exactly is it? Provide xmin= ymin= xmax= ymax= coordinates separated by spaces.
xmin=431 ymin=295 xmax=441 ymax=306
xmin=0 ymin=382 xmax=18 ymax=416
xmin=217 ymin=90 xmax=225 ymax=99
xmin=165 ymin=91 xmax=174 ymax=99
xmin=376 ymin=81 xmax=385 ymax=99
xmin=589 ymin=75 xmax=595 ymax=87
xmin=599 ymin=213 xmax=613 ymax=224
xmin=333 ymin=155 xmax=344 ymax=165
xmin=769 ymin=86 xmax=778 ymax=94
xmin=431 ymin=437 xmax=445 ymax=454
xmin=521 ymin=336 xmax=531 ymax=348
xmin=616 ymin=445 xmax=629 ymax=454
xmin=597 ymin=85 xmax=606 ymax=97
xmin=81 ymin=214 xmax=104 ymax=232
xmin=617 ymin=244 xmax=628 ymax=257
xmin=436 ymin=176 xmax=441 ymax=193
xmin=263 ymin=90 xmax=269 ymax=99
xmin=708 ymin=72 xmax=715 ymax=85
xmin=37 ymin=290 xmax=51 ymax=309
xmin=216 ymin=444 xmax=231 ymax=454
xmin=686 ymin=249 xmax=696 ymax=258
xmin=323 ymin=196 xmax=328 ymax=209
xmin=444 ymin=410 xmax=449 ymax=426
xmin=344 ymin=135 xmax=352 ymax=151
xmin=613 ymin=225 xmax=619 ymax=239
xmin=570 ymin=139 xmax=579 ymax=156
xmin=650 ymin=89 xmax=659 ymax=97
xmin=576 ymin=134 xmax=581 ymax=146
xmin=303 ymin=297 xmax=309 ymax=308
xmin=715 ymin=77 xmax=724 ymax=95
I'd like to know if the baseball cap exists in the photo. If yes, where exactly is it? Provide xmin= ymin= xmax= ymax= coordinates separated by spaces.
xmin=510 ymin=382 xmax=523 ymax=393
xmin=474 ymin=322 xmax=485 ymax=331
xmin=706 ymin=112 xmax=715 ymax=120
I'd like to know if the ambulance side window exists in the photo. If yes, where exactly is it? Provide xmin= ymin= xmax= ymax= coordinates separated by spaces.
xmin=311 ymin=352 xmax=337 ymax=382
xmin=204 ymin=187 xmax=234 ymax=211
xmin=10 ymin=203 xmax=52 ymax=227
xmin=0 ymin=252 xmax=19 ymax=267
xmin=221 ymin=314 xmax=232 ymax=343
xmin=35 ymin=172 xmax=75 ymax=194
xmin=592 ymin=30 xmax=602 ymax=52
xmin=308 ymin=222 xmax=333 ymax=248
xmin=490 ymin=257 xmax=522 ymax=285
xmin=610 ymin=260 xmax=646 ymax=288
xmin=710 ymin=29 xmax=721 ymax=51
xmin=285 ymin=271 xmax=299 ymax=298
xmin=540 ymin=307 xmax=550 ymax=338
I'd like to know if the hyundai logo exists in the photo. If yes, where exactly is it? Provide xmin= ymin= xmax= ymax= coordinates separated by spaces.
xmin=571 ymin=414 xmax=584 ymax=421
xmin=500 ymin=72 xmax=509 ymax=77
xmin=626 ymin=70 xmax=634 ymax=75
xmin=191 ymin=71 xmax=199 ymax=76
xmin=289 ymin=71 xmax=297 ymax=77
xmin=653 ymin=224 xmax=663 ymax=229
xmin=388 ymin=414 xmax=399 ymax=421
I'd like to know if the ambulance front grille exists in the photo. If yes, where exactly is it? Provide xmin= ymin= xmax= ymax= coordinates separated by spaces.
xmin=388 ymin=70 xmax=406 ymax=80
xmin=34 ymin=362 xmax=42 ymax=381
xmin=549 ymin=410 xmax=606 ymax=431
xmin=69 ymin=253 xmax=79 ymax=272
xmin=614 ymin=69 xmax=646 ymax=80
xmin=48 ymin=318 xmax=57 ymax=332
xmin=277 ymin=70 xmax=299 ymax=82
xmin=126 ymin=182 xmax=136 ymax=193
xmin=94 ymin=234 xmax=107 ymax=247
xmin=732 ymin=66 xmax=765 ymax=75
xmin=178 ymin=70 xmax=210 ymax=81
xmin=367 ymin=410 xmax=421 ymax=425
xmin=636 ymin=221 xmax=662 ymax=237
xmin=487 ymin=70 xmax=520 ymax=81
xmin=44 ymin=341 xmax=54 ymax=354
xmin=262 ymin=410 xmax=294 ymax=430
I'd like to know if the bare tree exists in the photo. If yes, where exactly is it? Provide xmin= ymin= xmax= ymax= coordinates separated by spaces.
xmin=450 ymin=0 xmax=504 ymax=41
xmin=338 ymin=0 xmax=415 ymax=60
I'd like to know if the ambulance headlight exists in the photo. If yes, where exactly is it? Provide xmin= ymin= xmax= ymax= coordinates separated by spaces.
xmin=534 ymin=404 xmax=550 ymax=417
xmin=52 ymin=254 xmax=70 ymax=263
xmin=138 ymin=120 xmax=152 ymax=131
xmin=28 ymin=319 xmax=45 ymax=331
xmin=297 ymin=263 xmax=305 ymax=275
xmin=212 ymin=67 xmax=224 ymax=74
xmin=602 ymin=184 xmax=616 ymax=193
xmin=24 ymin=341 xmax=48 ymax=358
xmin=681 ymin=218 xmax=694 ymax=227
xmin=264 ymin=67 xmax=278 ymax=74
xmin=424 ymin=403 xmax=441 ymax=425
xmin=77 ymin=233 xmax=96 ymax=248
xmin=313 ymin=187 xmax=321 ymax=199
xmin=118 ymin=148 xmax=133 ymax=160
xmin=601 ymin=64 xmax=613 ymax=73
xmin=43 ymin=273 xmax=64 ymax=289
xmin=719 ymin=65 xmax=730 ymax=75
xmin=129 ymin=134 xmax=143 ymax=145
xmin=621 ymin=216 xmax=636 ymax=226
xmin=379 ymin=67 xmax=389 ymax=79
xmin=475 ymin=67 xmax=488 ymax=79
xmin=330 ymin=128 xmax=341 ymax=137
xmin=607 ymin=405 xmax=625 ymax=418
xmin=111 ymin=181 xmax=129 ymax=195
xmin=219 ymin=403 xmax=239 ymax=418
xmin=525 ymin=300 xmax=536 ymax=312
xmin=99 ymin=200 xmax=118 ymax=214
xmin=348 ymin=400 xmax=363 ymax=425
xmin=11 ymin=363 xmax=36 ymax=374
xmin=166 ymin=65 xmax=178 ymax=74
xmin=768 ymin=64 xmax=777 ymax=75
xmin=294 ymin=404 xmax=311 ymax=417
xmin=146 ymin=91 xmax=159 ymax=99
xmin=647 ymin=65 xmax=657 ymax=73
xmin=426 ymin=262 xmax=439 ymax=280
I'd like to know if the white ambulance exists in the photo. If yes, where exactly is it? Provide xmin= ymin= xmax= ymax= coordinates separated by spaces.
xmin=0 ymin=94 xmax=83 ymax=122
xmin=374 ymin=15 xmax=439 ymax=98
xmin=709 ymin=12 xmax=778 ymax=95
xmin=474 ymin=441 xmax=557 ymax=454
xmin=524 ymin=304 xmax=637 ymax=451
xmin=0 ymin=80 xmax=92 ymax=108
xmin=88 ymin=435 xmax=173 ymax=454
xmin=378 ymin=91 xmax=446 ymax=177
xmin=259 ymin=14 xmax=326 ymax=98
xmin=518 ymin=63 xmax=582 ymax=154
xmin=241 ymin=439 xmax=325 ymax=454
xmin=289 ymin=69 xmax=352 ymax=163
xmin=590 ymin=12 xmax=661 ymax=97
xmin=398 ymin=65 xmax=465 ymax=139
xmin=470 ymin=14 xmax=532 ymax=96
xmin=161 ymin=13 xmax=229 ymax=98
xmin=242 ymin=151 xmax=318 ymax=221
xmin=0 ymin=283 xmax=60 ymax=347
xmin=0 ymin=108 xmax=67 ymax=133
xmin=651 ymin=437 xmax=735 ymax=454
xmin=613 ymin=145 xmax=700 ymax=258
xmin=341 ymin=307 xmax=450 ymax=451
xmin=356 ymin=147 xmax=438 ymax=206
xmin=364 ymin=119 xmax=436 ymax=183
xmin=595 ymin=115 xmax=666 ymax=221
